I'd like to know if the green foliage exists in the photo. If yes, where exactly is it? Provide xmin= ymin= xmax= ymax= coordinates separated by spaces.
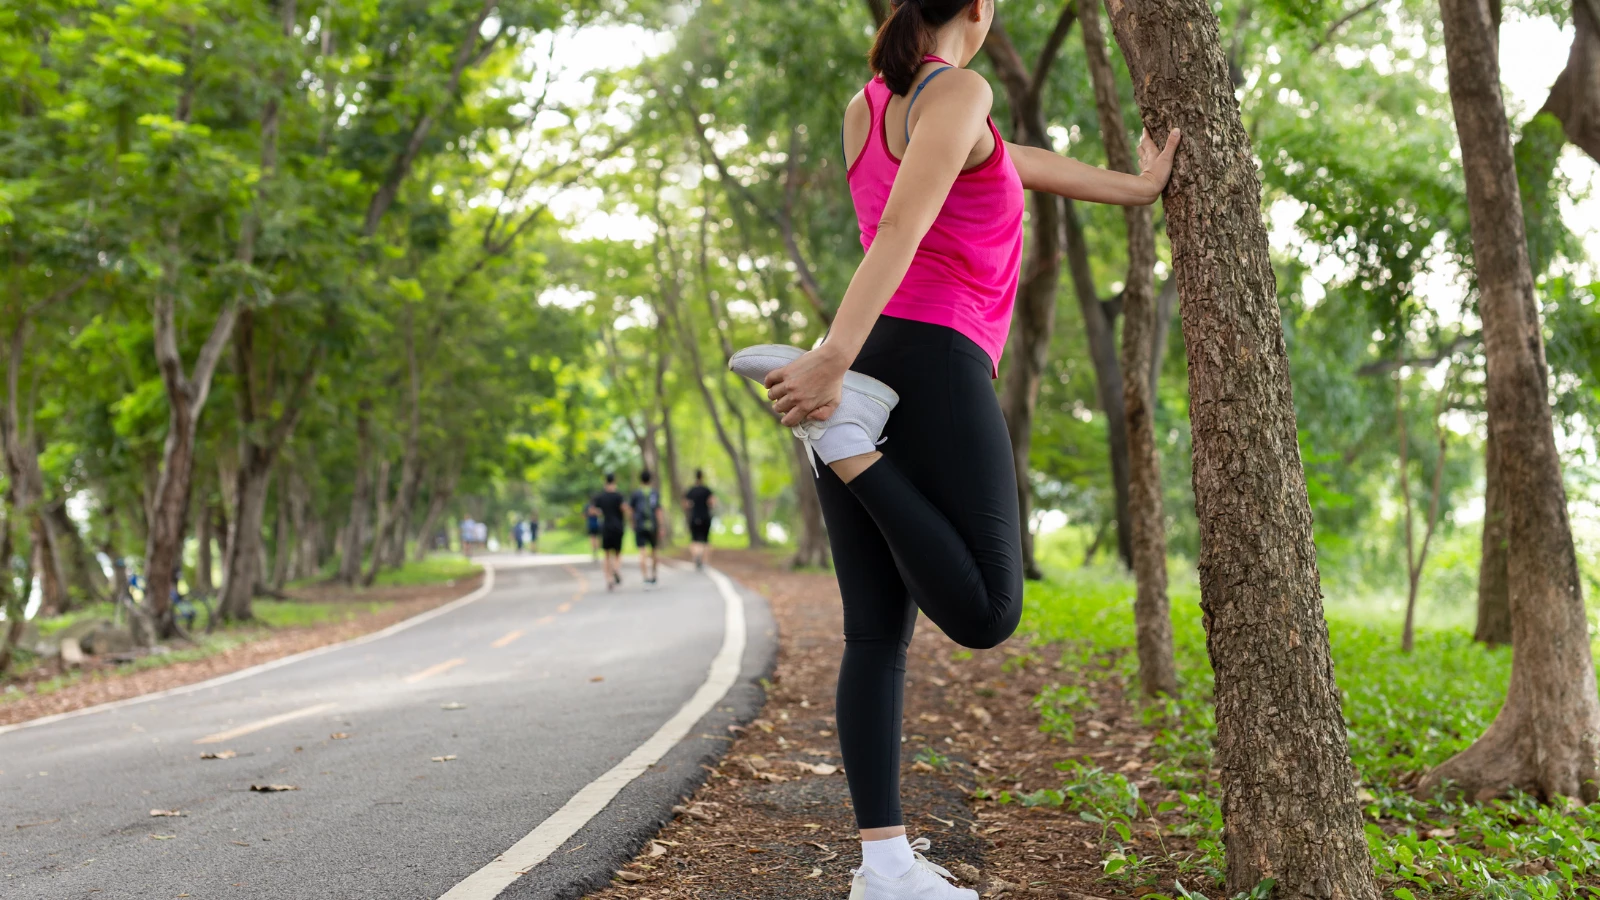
xmin=1023 ymin=566 xmax=1600 ymax=898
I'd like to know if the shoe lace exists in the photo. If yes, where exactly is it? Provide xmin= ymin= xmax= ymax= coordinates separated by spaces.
xmin=791 ymin=420 xmax=888 ymax=479
xmin=908 ymin=838 xmax=958 ymax=883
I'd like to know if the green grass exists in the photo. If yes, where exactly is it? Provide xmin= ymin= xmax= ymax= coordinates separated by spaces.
xmin=1020 ymin=564 xmax=1600 ymax=899
xmin=371 ymin=555 xmax=482 ymax=587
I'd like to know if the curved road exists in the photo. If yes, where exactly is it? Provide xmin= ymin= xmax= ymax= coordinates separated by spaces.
xmin=0 ymin=555 xmax=774 ymax=899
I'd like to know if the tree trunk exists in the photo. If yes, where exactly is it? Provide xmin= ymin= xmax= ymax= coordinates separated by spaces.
xmin=381 ymin=313 xmax=424 ymax=569
xmin=362 ymin=458 xmax=393 ymax=587
xmin=1539 ymin=0 xmax=1600 ymax=162
xmin=1082 ymin=0 xmax=1177 ymax=698
xmin=47 ymin=500 xmax=108 ymax=603
xmin=789 ymin=437 xmax=832 ymax=568
xmin=271 ymin=465 xmax=292 ymax=591
xmin=1104 ymin=1 xmax=1380 ymax=895
xmin=2 ymin=318 xmax=71 ymax=615
xmin=1064 ymin=205 xmax=1134 ymax=569
xmin=1418 ymin=0 xmax=1600 ymax=804
xmin=218 ymin=458 xmax=270 ymax=621
xmin=32 ymin=517 xmax=63 ymax=617
xmin=339 ymin=407 xmax=373 ymax=584
xmin=1474 ymin=427 xmax=1512 ymax=644
xmin=985 ymin=10 xmax=1078 ymax=580
xmin=0 ymin=519 xmax=24 ymax=677
xmin=412 ymin=466 xmax=457 ymax=563
xmin=195 ymin=492 xmax=214 ymax=598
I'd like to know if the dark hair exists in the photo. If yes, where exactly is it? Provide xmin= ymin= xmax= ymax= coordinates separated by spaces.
xmin=640 ymin=468 xmax=654 ymax=485
xmin=605 ymin=471 xmax=616 ymax=483
xmin=694 ymin=468 xmax=704 ymax=481
xmin=870 ymin=0 xmax=969 ymax=95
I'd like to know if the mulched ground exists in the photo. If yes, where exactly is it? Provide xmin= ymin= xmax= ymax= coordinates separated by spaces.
xmin=0 ymin=574 xmax=483 ymax=727
xmin=588 ymin=550 xmax=1212 ymax=900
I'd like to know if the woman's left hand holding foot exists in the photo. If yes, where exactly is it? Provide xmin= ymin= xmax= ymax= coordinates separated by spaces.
xmin=765 ymin=343 xmax=851 ymax=427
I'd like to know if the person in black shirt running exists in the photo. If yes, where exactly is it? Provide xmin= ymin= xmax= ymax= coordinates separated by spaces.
xmin=682 ymin=469 xmax=716 ymax=570
xmin=588 ymin=473 xmax=628 ymax=590
xmin=630 ymin=469 xmax=663 ymax=585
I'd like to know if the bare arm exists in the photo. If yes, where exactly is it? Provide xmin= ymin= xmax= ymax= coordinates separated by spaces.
xmin=1007 ymin=127 xmax=1180 ymax=205
xmin=766 ymin=70 xmax=995 ymax=427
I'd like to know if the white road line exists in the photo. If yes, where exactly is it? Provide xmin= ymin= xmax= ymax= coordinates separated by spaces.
xmin=194 ymin=702 xmax=339 ymax=745
xmin=0 ymin=567 xmax=497 ymax=739
xmin=404 ymin=658 xmax=467 ymax=684
xmin=438 ymin=566 xmax=748 ymax=900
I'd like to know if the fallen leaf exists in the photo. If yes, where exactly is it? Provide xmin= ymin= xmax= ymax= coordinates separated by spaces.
xmin=330 ymin=733 xmax=351 ymax=740
xmin=1426 ymin=827 xmax=1457 ymax=840
xmin=968 ymin=706 xmax=994 ymax=726
xmin=431 ymin=755 xmax=457 ymax=763
xmin=590 ymin=676 xmax=605 ymax=683
xmin=792 ymin=761 xmax=839 ymax=776
xmin=756 ymin=771 xmax=788 ymax=783
xmin=818 ymin=852 xmax=840 ymax=864
xmin=200 ymin=751 xmax=237 ymax=760
xmin=231 ymin=841 xmax=249 ymax=846
xmin=648 ymin=841 xmax=668 ymax=858
xmin=805 ymin=841 xmax=829 ymax=852
xmin=148 ymin=834 xmax=175 ymax=840
xmin=1119 ymin=759 xmax=1143 ymax=772
xmin=615 ymin=870 xmax=647 ymax=883
xmin=149 ymin=810 xmax=186 ymax=818
xmin=441 ymin=702 xmax=466 ymax=711
xmin=953 ymin=862 xmax=983 ymax=884
xmin=249 ymin=784 xmax=299 ymax=792
xmin=804 ymin=867 xmax=823 ymax=879
xmin=912 ymin=760 xmax=936 ymax=774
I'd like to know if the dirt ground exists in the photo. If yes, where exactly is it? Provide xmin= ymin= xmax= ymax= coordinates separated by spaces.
xmin=587 ymin=550 xmax=1204 ymax=900
xmin=0 ymin=574 xmax=483 ymax=728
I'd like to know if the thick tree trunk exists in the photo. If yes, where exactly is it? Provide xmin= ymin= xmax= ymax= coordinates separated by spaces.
xmin=1082 ymin=0 xmax=1176 ymax=698
xmin=1474 ymin=428 xmax=1512 ymax=644
xmin=32 ymin=517 xmax=64 ymax=617
xmin=2 ymin=319 xmax=71 ymax=614
xmin=1418 ymin=0 xmax=1600 ymax=804
xmin=0 ymin=521 xmax=23 ymax=677
xmin=339 ymin=408 xmax=373 ymax=584
xmin=381 ymin=314 xmax=423 ymax=569
xmin=218 ymin=459 xmax=271 ymax=621
xmin=1105 ymin=1 xmax=1380 ymax=895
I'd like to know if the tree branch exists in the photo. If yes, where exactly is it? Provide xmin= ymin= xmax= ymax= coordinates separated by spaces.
xmin=1309 ymin=0 xmax=1383 ymax=54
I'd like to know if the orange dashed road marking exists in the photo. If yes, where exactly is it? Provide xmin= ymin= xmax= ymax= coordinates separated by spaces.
xmin=404 ymin=658 xmax=467 ymax=684
xmin=491 ymin=630 xmax=524 ymax=648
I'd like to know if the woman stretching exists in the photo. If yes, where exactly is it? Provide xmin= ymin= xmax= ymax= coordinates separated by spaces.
xmin=731 ymin=0 xmax=1177 ymax=896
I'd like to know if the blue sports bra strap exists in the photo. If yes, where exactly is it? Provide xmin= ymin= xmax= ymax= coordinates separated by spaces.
xmin=905 ymin=66 xmax=954 ymax=145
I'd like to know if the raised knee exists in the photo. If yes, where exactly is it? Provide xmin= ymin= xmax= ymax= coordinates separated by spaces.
xmin=953 ymin=624 xmax=1015 ymax=651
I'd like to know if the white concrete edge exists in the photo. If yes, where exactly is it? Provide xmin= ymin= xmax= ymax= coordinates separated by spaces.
xmin=438 ymin=565 xmax=749 ymax=900
xmin=0 ymin=564 xmax=500 ymax=739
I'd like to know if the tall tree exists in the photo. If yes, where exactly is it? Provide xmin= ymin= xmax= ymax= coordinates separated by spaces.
xmin=1104 ymin=0 xmax=1379 ymax=895
xmin=1079 ymin=0 xmax=1175 ymax=697
xmin=1419 ymin=0 xmax=1600 ymax=803
xmin=986 ymin=4 xmax=1135 ymax=577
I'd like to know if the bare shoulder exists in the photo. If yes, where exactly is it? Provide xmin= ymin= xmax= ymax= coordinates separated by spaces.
xmin=845 ymin=88 xmax=870 ymax=123
xmin=924 ymin=68 xmax=993 ymax=116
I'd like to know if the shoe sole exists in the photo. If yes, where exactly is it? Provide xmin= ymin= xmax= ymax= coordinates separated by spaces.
xmin=729 ymin=344 xmax=900 ymax=412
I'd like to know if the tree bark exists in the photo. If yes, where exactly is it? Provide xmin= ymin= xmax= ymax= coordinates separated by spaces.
xmin=271 ymin=464 xmax=292 ymax=591
xmin=985 ymin=10 xmax=1077 ymax=580
xmin=1104 ymin=1 xmax=1380 ymax=895
xmin=1539 ymin=0 xmax=1600 ymax=163
xmin=47 ymin=500 xmax=108 ymax=603
xmin=1418 ymin=0 xmax=1600 ymax=804
xmin=362 ymin=458 xmax=394 ymax=587
xmin=1474 ymin=427 xmax=1512 ymax=644
xmin=379 ymin=311 xmax=424 ymax=569
xmin=339 ymin=406 xmax=373 ymax=584
xmin=195 ymin=491 xmax=214 ymax=597
xmin=2 ymin=318 xmax=71 ymax=615
xmin=1064 ymin=205 xmax=1134 ymax=568
xmin=1081 ymin=0 xmax=1176 ymax=698
xmin=218 ymin=462 xmax=271 ymax=621
xmin=789 ymin=437 xmax=832 ymax=568
xmin=412 ymin=465 xmax=457 ymax=562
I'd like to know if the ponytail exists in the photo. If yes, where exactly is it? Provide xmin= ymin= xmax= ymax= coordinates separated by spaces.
xmin=870 ymin=0 xmax=973 ymax=95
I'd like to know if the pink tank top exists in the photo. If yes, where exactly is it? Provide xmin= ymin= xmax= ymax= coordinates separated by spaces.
xmin=847 ymin=59 xmax=1025 ymax=375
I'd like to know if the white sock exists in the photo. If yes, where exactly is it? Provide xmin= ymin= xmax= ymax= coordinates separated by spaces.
xmin=812 ymin=422 xmax=876 ymax=465
xmin=861 ymin=834 xmax=915 ymax=879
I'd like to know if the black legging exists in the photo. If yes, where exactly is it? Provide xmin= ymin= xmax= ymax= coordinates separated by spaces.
xmin=815 ymin=315 xmax=1024 ymax=830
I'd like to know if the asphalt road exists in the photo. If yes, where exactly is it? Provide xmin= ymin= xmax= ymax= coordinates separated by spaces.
xmin=0 ymin=554 xmax=774 ymax=900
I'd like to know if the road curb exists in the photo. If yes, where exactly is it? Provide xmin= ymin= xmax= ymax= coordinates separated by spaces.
xmin=499 ymin=566 xmax=779 ymax=900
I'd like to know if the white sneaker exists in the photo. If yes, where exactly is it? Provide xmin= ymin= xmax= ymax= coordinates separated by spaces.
xmin=847 ymin=839 xmax=978 ymax=900
xmin=728 ymin=344 xmax=899 ymax=475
